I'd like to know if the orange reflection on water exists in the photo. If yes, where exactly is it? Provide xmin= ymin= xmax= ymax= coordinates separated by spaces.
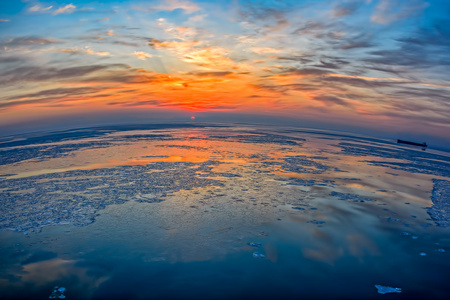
xmin=12 ymin=258 xmax=110 ymax=297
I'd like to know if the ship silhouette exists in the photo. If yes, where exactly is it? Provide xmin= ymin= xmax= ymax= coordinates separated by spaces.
xmin=397 ymin=139 xmax=427 ymax=148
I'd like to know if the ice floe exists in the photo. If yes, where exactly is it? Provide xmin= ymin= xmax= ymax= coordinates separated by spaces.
xmin=49 ymin=286 xmax=66 ymax=299
xmin=330 ymin=191 xmax=372 ymax=203
xmin=427 ymin=179 xmax=450 ymax=227
xmin=374 ymin=285 xmax=402 ymax=294
xmin=252 ymin=251 xmax=265 ymax=258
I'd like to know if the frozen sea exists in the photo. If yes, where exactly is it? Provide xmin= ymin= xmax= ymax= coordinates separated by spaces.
xmin=0 ymin=123 xmax=449 ymax=299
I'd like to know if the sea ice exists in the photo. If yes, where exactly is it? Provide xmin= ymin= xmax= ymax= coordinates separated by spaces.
xmin=375 ymin=285 xmax=402 ymax=294
xmin=252 ymin=251 xmax=265 ymax=258
xmin=308 ymin=220 xmax=325 ymax=225
xmin=49 ymin=286 xmax=66 ymax=299
xmin=292 ymin=206 xmax=305 ymax=210
xmin=337 ymin=141 xmax=450 ymax=177
xmin=330 ymin=191 xmax=372 ymax=203
xmin=0 ymin=161 xmax=227 ymax=233
xmin=248 ymin=242 xmax=262 ymax=247
xmin=281 ymin=156 xmax=341 ymax=175
xmin=427 ymin=179 xmax=450 ymax=227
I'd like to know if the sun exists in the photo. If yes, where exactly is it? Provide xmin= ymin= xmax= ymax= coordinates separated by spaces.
xmin=191 ymin=116 xmax=195 ymax=120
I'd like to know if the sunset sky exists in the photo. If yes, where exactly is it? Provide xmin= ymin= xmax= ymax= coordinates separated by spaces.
xmin=1 ymin=0 xmax=449 ymax=144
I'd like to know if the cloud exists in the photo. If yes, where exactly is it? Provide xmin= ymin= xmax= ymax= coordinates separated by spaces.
xmin=396 ymin=19 xmax=450 ymax=49
xmin=57 ymin=46 xmax=119 ymax=56
xmin=0 ymin=19 xmax=10 ymax=22
xmin=152 ymin=0 xmax=200 ymax=14
xmin=111 ymin=100 xmax=167 ymax=107
xmin=28 ymin=4 xmax=53 ymax=13
xmin=0 ymin=56 xmax=22 ymax=64
xmin=271 ymin=55 xmax=313 ymax=64
xmin=362 ymin=20 xmax=450 ymax=81
xmin=27 ymin=2 xmax=77 ymax=15
xmin=155 ymin=18 xmax=201 ymax=41
xmin=183 ymin=48 xmax=235 ymax=69
xmin=149 ymin=39 xmax=201 ymax=52
xmin=188 ymin=71 xmax=233 ymax=77
xmin=78 ymin=70 xmax=157 ymax=84
xmin=85 ymin=47 xmax=110 ymax=56
xmin=250 ymin=47 xmax=283 ymax=54
xmin=133 ymin=51 xmax=152 ymax=60
xmin=3 ymin=87 xmax=102 ymax=102
xmin=284 ymin=83 xmax=323 ymax=91
xmin=0 ymin=64 xmax=127 ymax=85
xmin=112 ymin=40 xmax=140 ymax=47
xmin=340 ymin=39 xmax=373 ymax=50
xmin=390 ymin=86 xmax=450 ymax=106
xmin=275 ymin=67 xmax=329 ymax=76
xmin=366 ymin=47 xmax=450 ymax=69
xmin=188 ymin=14 xmax=207 ymax=23
xmin=371 ymin=0 xmax=429 ymax=25
xmin=59 ymin=48 xmax=80 ymax=54
xmin=238 ymin=2 xmax=290 ymax=32
xmin=292 ymin=21 xmax=325 ymax=35
xmin=320 ymin=73 xmax=410 ymax=88
xmin=314 ymin=95 xmax=349 ymax=106
xmin=53 ymin=4 xmax=76 ymax=15
xmin=0 ymin=37 xmax=61 ymax=49
xmin=331 ymin=1 xmax=361 ymax=17
xmin=312 ymin=59 xmax=343 ymax=69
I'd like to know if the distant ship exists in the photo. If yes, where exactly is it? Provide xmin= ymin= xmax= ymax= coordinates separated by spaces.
xmin=397 ymin=139 xmax=427 ymax=148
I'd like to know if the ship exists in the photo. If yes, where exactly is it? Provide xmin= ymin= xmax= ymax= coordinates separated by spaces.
xmin=397 ymin=139 xmax=427 ymax=147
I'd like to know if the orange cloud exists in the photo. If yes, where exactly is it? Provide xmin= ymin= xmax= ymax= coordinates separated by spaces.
xmin=251 ymin=47 xmax=283 ymax=54
xmin=183 ymin=48 xmax=234 ymax=68
xmin=85 ymin=47 xmax=110 ymax=56
xmin=133 ymin=51 xmax=152 ymax=60
xmin=150 ymin=39 xmax=202 ymax=51
xmin=59 ymin=48 xmax=79 ymax=54
xmin=156 ymin=18 xmax=200 ymax=41
xmin=181 ymin=47 xmax=254 ymax=72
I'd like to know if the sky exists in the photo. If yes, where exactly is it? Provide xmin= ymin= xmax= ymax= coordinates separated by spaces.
xmin=0 ymin=0 xmax=449 ymax=145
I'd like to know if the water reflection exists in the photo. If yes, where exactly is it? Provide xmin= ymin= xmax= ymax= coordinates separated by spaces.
xmin=0 ymin=257 xmax=109 ymax=300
